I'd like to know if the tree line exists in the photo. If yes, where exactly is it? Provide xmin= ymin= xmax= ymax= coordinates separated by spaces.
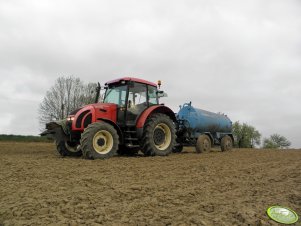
xmin=38 ymin=76 xmax=292 ymax=149
xmin=232 ymin=121 xmax=291 ymax=149
xmin=0 ymin=134 xmax=51 ymax=142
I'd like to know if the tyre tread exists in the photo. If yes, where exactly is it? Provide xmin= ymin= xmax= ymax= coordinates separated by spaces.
xmin=141 ymin=113 xmax=176 ymax=156
xmin=80 ymin=122 xmax=119 ymax=159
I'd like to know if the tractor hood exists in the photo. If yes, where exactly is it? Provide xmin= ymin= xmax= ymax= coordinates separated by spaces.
xmin=71 ymin=103 xmax=118 ymax=131
xmin=76 ymin=102 xmax=118 ymax=115
xmin=69 ymin=107 xmax=83 ymax=115
xmin=87 ymin=102 xmax=117 ymax=111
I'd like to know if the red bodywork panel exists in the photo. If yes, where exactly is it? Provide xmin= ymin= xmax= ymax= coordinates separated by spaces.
xmin=136 ymin=105 xmax=176 ymax=128
xmin=72 ymin=103 xmax=117 ymax=131
xmin=72 ymin=103 xmax=175 ymax=131
xmin=106 ymin=77 xmax=157 ymax=87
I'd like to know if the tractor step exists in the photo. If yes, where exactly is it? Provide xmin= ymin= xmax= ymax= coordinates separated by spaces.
xmin=125 ymin=131 xmax=136 ymax=133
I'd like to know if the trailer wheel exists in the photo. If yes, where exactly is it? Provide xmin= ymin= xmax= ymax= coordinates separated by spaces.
xmin=221 ymin=135 xmax=233 ymax=151
xmin=196 ymin=134 xmax=211 ymax=153
xmin=141 ymin=113 xmax=176 ymax=156
xmin=80 ymin=122 xmax=119 ymax=159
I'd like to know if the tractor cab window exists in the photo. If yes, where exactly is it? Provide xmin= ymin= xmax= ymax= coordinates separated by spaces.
xmin=148 ymin=85 xmax=159 ymax=105
xmin=103 ymin=85 xmax=127 ymax=106
xmin=128 ymin=83 xmax=147 ymax=109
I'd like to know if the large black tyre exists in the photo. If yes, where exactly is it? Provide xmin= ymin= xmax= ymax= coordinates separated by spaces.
xmin=221 ymin=135 xmax=233 ymax=151
xmin=56 ymin=140 xmax=82 ymax=157
xmin=54 ymin=128 xmax=82 ymax=157
xmin=195 ymin=134 xmax=211 ymax=153
xmin=80 ymin=122 xmax=119 ymax=159
xmin=141 ymin=113 xmax=176 ymax=156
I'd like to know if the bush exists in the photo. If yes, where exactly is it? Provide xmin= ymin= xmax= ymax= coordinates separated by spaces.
xmin=263 ymin=134 xmax=291 ymax=149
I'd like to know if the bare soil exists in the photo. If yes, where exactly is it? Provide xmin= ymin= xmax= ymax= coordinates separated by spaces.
xmin=0 ymin=142 xmax=300 ymax=226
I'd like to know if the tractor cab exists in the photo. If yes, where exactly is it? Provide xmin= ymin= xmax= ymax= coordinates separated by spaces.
xmin=103 ymin=77 xmax=161 ymax=126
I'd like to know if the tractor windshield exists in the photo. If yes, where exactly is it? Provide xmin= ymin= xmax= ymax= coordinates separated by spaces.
xmin=103 ymin=85 xmax=127 ymax=106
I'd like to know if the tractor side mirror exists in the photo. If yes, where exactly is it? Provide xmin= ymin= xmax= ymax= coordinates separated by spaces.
xmin=157 ymin=91 xmax=168 ymax=98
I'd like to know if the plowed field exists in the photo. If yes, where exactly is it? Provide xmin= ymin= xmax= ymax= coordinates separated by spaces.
xmin=0 ymin=142 xmax=300 ymax=226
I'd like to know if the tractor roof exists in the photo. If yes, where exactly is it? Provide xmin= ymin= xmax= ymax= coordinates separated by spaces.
xmin=105 ymin=77 xmax=157 ymax=87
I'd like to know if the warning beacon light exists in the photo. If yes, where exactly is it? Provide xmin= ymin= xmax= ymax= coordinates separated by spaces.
xmin=157 ymin=80 xmax=162 ymax=89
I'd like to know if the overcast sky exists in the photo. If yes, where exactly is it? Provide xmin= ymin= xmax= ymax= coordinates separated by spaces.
xmin=0 ymin=0 xmax=300 ymax=147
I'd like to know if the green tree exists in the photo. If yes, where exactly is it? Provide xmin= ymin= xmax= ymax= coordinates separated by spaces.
xmin=263 ymin=134 xmax=291 ymax=149
xmin=39 ymin=76 xmax=98 ymax=128
xmin=232 ymin=121 xmax=261 ymax=148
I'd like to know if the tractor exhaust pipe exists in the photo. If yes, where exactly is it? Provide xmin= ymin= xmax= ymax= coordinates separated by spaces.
xmin=95 ymin=82 xmax=101 ymax=103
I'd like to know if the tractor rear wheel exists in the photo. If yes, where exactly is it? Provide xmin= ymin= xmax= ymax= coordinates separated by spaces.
xmin=221 ymin=135 xmax=233 ymax=151
xmin=54 ymin=128 xmax=82 ymax=157
xmin=80 ymin=122 xmax=119 ymax=159
xmin=141 ymin=113 xmax=176 ymax=156
xmin=196 ymin=134 xmax=211 ymax=153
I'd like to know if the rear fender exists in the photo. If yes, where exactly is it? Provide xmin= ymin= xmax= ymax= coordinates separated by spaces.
xmin=136 ymin=105 xmax=176 ymax=129
xmin=136 ymin=105 xmax=177 ymax=138
xmin=136 ymin=105 xmax=176 ymax=139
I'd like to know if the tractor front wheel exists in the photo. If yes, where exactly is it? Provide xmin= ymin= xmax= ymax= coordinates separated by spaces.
xmin=141 ymin=113 xmax=176 ymax=156
xmin=80 ymin=122 xmax=119 ymax=159
xmin=54 ymin=128 xmax=82 ymax=157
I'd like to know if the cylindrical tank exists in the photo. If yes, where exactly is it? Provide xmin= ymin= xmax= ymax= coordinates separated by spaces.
xmin=177 ymin=102 xmax=232 ymax=133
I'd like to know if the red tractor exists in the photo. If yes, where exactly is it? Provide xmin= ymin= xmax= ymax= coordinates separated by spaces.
xmin=42 ymin=77 xmax=177 ymax=159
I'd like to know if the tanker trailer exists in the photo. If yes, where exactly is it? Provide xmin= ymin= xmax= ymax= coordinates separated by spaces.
xmin=174 ymin=102 xmax=234 ymax=153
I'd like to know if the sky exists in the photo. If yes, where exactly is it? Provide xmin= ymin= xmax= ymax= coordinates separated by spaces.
xmin=0 ymin=0 xmax=300 ymax=147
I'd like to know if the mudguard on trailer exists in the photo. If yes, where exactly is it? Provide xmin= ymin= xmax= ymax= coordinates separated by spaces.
xmin=137 ymin=105 xmax=176 ymax=128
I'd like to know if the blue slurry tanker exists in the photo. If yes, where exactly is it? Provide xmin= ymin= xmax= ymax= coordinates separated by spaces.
xmin=173 ymin=102 xmax=233 ymax=153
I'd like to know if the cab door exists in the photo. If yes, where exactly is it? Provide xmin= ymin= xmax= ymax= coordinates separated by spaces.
xmin=126 ymin=83 xmax=148 ymax=125
xmin=103 ymin=84 xmax=128 ymax=126
xmin=116 ymin=87 xmax=127 ymax=125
